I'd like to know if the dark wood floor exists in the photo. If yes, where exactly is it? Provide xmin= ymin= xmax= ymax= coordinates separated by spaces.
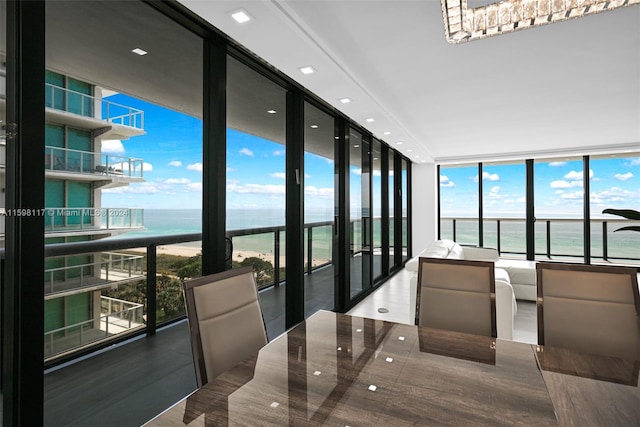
xmin=43 ymin=265 xmax=337 ymax=427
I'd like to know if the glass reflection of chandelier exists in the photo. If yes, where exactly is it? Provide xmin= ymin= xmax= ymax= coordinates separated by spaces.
xmin=441 ymin=0 xmax=640 ymax=44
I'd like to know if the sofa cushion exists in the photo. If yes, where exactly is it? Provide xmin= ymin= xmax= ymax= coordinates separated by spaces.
xmin=462 ymin=246 xmax=499 ymax=262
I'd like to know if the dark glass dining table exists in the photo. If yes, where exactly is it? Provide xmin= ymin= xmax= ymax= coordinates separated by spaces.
xmin=145 ymin=310 xmax=640 ymax=426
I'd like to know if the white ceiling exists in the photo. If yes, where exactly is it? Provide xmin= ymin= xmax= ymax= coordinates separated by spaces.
xmin=180 ymin=0 xmax=640 ymax=164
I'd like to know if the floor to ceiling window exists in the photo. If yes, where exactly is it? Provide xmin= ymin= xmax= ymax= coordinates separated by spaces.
xmin=372 ymin=138 xmax=383 ymax=280
xmin=303 ymin=101 xmax=335 ymax=315
xmin=388 ymin=150 xmax=396 ymax=270
xmin=534 ymin=157 xmax=585 ymax=261
xmin=590 ymin=154 xmax=640 ymax=264
xmin=349 ymin=128 xmax=371 ymax=298
xmin=482 ymin=161 xmax=526 ymax=257
xmin=44 ymin=0 xmax=203 ymax=363
xmin=439 ymin=164 xmax=480 ymax=245
xmin=226 ymin=56 xmax=287 ymax=338
xmin=401 ymin=158 xmax=410 ymax=261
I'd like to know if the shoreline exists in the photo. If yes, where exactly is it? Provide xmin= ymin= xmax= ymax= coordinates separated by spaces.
xmin=127 ymin=244 xmax=330 ymax=267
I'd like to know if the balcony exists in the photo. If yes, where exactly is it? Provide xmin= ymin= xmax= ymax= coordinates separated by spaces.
xmin=45 ymin=83 xmax=145 ymax=139
xmin=45 ymin=252 xmax=145 ymax=297
xmin=45 ymin=145 xmax=144 ymax=184
xmin=44 ymin=207 xmax=144 ymax=236
xmin=44 ymin=295 xmax=145 ymax=359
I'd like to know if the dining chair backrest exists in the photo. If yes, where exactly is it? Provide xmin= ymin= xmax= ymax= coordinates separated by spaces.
xmin=416 ymin=257 xmax=496 ymax=338
xmin=536 ymin=262 xmax=640 ymax=360
xmin=183 ymin=266 xmax=268 ymax=387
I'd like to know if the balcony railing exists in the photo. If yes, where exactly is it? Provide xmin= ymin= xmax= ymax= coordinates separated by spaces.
xmin=44 ymin=207 xmax=144 ymax=233
xmin=45 ymin=83 xmax=144 ymax=129
xmin=44 ymin=296 xmax=144 ymax=358
xmin=45 ymin=252 xmax=144 ymax=296
xmin=441 ymin=216 xmax=640 ymax=264
xmin=6 ymin=218 xmax=384 ymax=364
xmin=45 ymin=145 xmax=144 ymax=178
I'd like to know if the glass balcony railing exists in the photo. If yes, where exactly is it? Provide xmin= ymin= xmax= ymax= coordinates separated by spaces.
xmin=44 ymin=207 xmax=144 ymax=233
xmin=45 ymin=252 xmax=144 ymax=296
xmin=44 ymin=296 xmax=144 ymax=359
xmin=45 ymin=146 xmax=144 ymax=178
xmin=441 ymin=216 xmax=640 ymax=265
xmin=45 ymin=83 xmax=144 ymax=129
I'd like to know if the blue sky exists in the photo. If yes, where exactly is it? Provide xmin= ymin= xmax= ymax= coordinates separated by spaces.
xmin=440 ymin=157 xmax=640 ymax=218
xmin=101 ymin=94 xmax=638 ymax=218
xmin=101 ymin=95 xmax=335 ymax=212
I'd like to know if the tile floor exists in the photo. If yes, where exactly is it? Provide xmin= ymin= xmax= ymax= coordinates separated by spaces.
xmin=348 ymin=268 xmax=538 ymax=344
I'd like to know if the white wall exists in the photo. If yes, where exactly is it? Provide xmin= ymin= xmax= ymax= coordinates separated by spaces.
xmin=411 ymin=162 xmax=437 ymax=255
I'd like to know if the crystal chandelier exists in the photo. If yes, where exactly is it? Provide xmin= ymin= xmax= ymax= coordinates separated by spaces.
xmin=442 ymin=0 xmax=640 ymax=43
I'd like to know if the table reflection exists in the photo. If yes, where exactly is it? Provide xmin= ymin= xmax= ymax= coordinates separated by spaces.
xmin=535 ymin=345 xmax=640 ymax=387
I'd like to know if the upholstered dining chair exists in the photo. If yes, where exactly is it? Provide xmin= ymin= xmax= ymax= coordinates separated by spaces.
xmin=415 ymin=257 xmax=496 ymax=338
xmin=536 ymin=262 xmax=640 ymax=360
xmin=183 ymin=266 xmax=268 ymax=387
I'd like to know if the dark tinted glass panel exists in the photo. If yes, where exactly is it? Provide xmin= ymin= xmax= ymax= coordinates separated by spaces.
xmin=226 ymin=55 xmax=287 ymax=338
xmin=304 ymin=102 xmax=335 ymax=316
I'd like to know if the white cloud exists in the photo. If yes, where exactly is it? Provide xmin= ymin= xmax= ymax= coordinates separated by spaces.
xmin=305 ymin=186 xmax=334 ymax=199
xmin=226 ymin=167 xmax=235 ymax=173
xmin=102 ymin=139 xmax=125 ymax=154
xmin=270 ymin=172 xmax=286 ymax=179
xmin=273 ymin=149 xmax=285 ymax=156
xmin=187 ymin=182 xmax=202 ymax=191
xmin=550 ymin=180 xmax=574 ymax=188
xmin=440 ymin=175 xmax=455 ymax=188
xmin=516 ymin=196 xmax=526 ymax=203
xmin=239 ymin=148 xmax=254 ymax=157
xmin=487 ymin=186 xmax=500 ymax=198
xmin=591 ymin=186 xmax=636 ymax=206
xmin=483 ymin=172 xmax=500 ymax=181
xmin=549 ymin=162 xmax=567 ymax=167
xmin=630 ymin=158 xmax=640 ymax=166
xmin=351 ymin=168 xmax=362 ymax=176
xmin=169 ymin=161 xmax=183 ymax=167
xmin=227 ymin=181 xmax=285 ymax=195
xmin=560 ymin=190 xmax=584 ymax=200
xmin=564 ymin=169 xmax=593 ymax=180
xmin=472 ymin=171 xmax=499 ymax=183
xmin=187 ymin=163 xmax=203 ymax=172
xmin=614 ymin=172 xmax=633 ymax=181
xmin=165 ymin=178 xmax=191 ymax=184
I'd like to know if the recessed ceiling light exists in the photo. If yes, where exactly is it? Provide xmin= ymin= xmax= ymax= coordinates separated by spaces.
xmin=230 ymin=9 xmax=252 ymax=24
xmin=366 ymin=118 xmax=375 ymax=123
xmin=383 ymin=131 xmax=391 ymax=135
xmin=354 ymin=144 xmax=360 ymax=148
xmin=267 ymin=110 xmax=277 ymax=114
xmin=299 ymin=66 xmax=316 ymax=75
xmin=396 ymin=141 xmax=403 ymax=145
xmin=407 ymin=149 xmax=413 ymax=152
xmin=415 ymin=155 xmax=420 ymax=158
xmin=131 ymin=48 xmax=148 ymax=56
xmin=339 ymin=98 xmax=351 ymax=104
xmin=310 ymin=125 xmax=319 ymax=129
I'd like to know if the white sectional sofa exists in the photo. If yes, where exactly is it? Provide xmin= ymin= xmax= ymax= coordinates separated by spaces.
xmin=406 ymin=240 xmax=518 ymax=340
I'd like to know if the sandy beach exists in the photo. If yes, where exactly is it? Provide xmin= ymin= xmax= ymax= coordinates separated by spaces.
xmin=128 ymin=244 xmax=282 ymax=265
xmin=128 ymin=244 xmax=329 ymax=268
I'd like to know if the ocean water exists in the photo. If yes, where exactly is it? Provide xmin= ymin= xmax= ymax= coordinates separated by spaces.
xmin=109 ymin=209 xmax=639 ymax=263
